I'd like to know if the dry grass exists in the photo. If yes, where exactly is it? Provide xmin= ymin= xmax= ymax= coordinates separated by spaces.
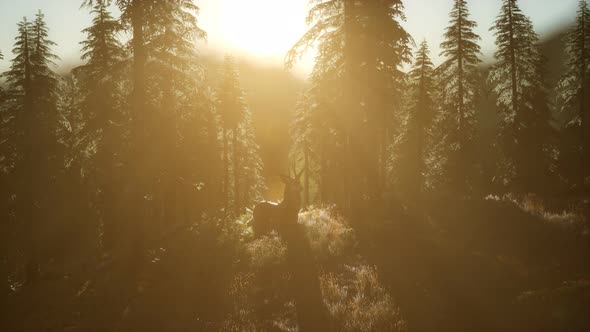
xmin=321 ymin=265 xmax=407 ymax=332
xmin=485 ymin=193 xmax=588 ymax=234
xmin=221 ymin=206 xmax=406 ymax=331
xmin=298 ymin=205 xmax=357 ymax=262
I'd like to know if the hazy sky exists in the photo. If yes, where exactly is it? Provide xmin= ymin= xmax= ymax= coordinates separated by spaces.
xmin=0 ymin=0 xmax=581 ymax=76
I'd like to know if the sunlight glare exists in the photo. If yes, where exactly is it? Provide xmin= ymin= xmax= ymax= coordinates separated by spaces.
xmin=217 ymin=0 xmax=307 ymax=58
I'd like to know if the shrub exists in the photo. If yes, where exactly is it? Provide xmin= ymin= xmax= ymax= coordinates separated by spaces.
xmin=320 ymin=265 xmax=407 ymax=332
xmin=298 ymin=206 xmax=357 ymax=263
xmin=247 ymin=233 xmax=288 ymax=270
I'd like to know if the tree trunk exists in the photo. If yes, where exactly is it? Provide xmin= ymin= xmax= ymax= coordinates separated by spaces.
xmin=304 ymin=143 xmax=310 ymax=206
xmin=343 ymin=0 xmax=361 ymax=214
xmin=131 ymin=0 xmax=147 ymax=120
xmin=319 ymin=136 xmax=327 ymax=203
xmin=233 ymin=127 xmax=240 ymax=216
xmin=380 ymin=127 xmax=387 ymax=190
xmin=22 ymin=28 xmax=40 ymax=284
xmin=364 ymin=2 xmax=381 ymax=200
xmin=101 ymin=122 xmax=117 ymax=251
xmin=508 ymin=1 xmax=521 ymax=190
xmin=223 ymin=128 xmax=229 ymax=210
xmin=128 ymin=0 xmax=148 ymax=273
xmin=580 ymin=10 xmax=587 ymax=191
xmin=456 ymin=4 xmax=466 ymax=193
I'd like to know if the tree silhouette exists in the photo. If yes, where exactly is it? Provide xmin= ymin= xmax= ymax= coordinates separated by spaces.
xmin=217 ymin=56 xmax=264 ymax=215
xmin=290 ymin=91 xmax=317 ymax=206
xmin=397 ymin=40 xmax=435 ymax=195
xmin=357 ymin=0 xmax=412 ymax=198
xmin=0 ymin=50 xmax=4 ymax=110
xmin=558 ymin=0 xmax=590 ymax=189
xmin=2 ymin=12 xmax=60 ymax=283
xmin=234 ymin=108 xmax=265 ymax=211
xmin=489 ymin=0 xmax=555 ymax=192
xmin=1 ymin=19 xmax=35 ymax=275
xmin=288 ymin=0 xmax=346 ymax=205
xmin=77 ymin=0 xmax=125 ymax=250
xmin=218 ymin=55 xmax=245 ymax=214
xmin=435 ymin=0 xmax=481 ymax=192
xmin=288 ymin=0 xmax=411 ymax=207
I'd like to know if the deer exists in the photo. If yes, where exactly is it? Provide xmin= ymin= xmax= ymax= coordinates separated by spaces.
xmin=250 ymin=173 xmax=302 ymax=237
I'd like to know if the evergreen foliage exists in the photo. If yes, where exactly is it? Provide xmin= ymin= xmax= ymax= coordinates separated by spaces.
xmin=434 ymin=0 xmax=482 ymax=192
xmin=2 ymin=11 xmax=61 ymax=282
xmin=76 ymin=0 xmax=126 ymax=250
xmin=235 ymin=108 xmax=265 ymax=210
xmin=287 ymin=0 xmax=411 ymax=205
xmin=218 ymin=55 xmax=264 ymax=215
xmin=289 ymin=91 xmax=318 ymax=206
xmin=489 ymin=0 xmax=556 ymax=192
xmin=558 ymin=0 xmax=590 ymax=188
xmin=395 ymin=40 xmax=435 ymax=194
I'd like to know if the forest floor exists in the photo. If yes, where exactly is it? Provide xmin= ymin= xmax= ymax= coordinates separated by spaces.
xmin=1 ymin=196 xmax=589 ymax=331
xmin=355 ymin=195 xmax=590 ymax=332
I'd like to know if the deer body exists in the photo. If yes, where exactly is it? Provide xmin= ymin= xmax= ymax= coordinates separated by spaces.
xmin=251 ymin=174 xmax=328 ymax=330
xmin=251 ymin=175 xmax=301 ymax=237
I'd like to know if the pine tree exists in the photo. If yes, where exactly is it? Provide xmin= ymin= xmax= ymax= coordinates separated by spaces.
xmin=78 ymin=0 xmax=125 ymax=250
xmin=81 ymin=0 xmax=207 ymax=257
xmin=148 ymin=0 xmax=208 ymax=227
xmin=287 ymin=0 xmax=346 ymax=204
xmin=436 ymin=0 xmax=482 ymax=192
xmin=218 ymin=55 xmax=246 ymax=215
xmin=179 ymin=84 xmax=223 ymax=215
xmin=149 ymin=0 xmax=206 ymax=106
xmin=2 ymin=12 xmax=59 ymax=283
xmin=0 ymin=49 xmax=3 ymax=96
xmin=287 ymin=0 xmax=411 ymax=205
xmin=0 ymin=48 xmax=3 ymax=99
xmin=85 ymin=0 xmax=205 ymax=116
xmin=235 ymin=108 xmax=265 ymax=210
xmin=359 ymin=0 xmax=412 ymax=196
xmin=489 ymin=0 xmax=532 ymax=125
xmin=31 ymin=10 xmax=61 ymax=282
xmin=290 ymin=91 xmax=317 ymax=206
xmin=80 ymin=1 xmax=153 ymax=259
xmin=558 ymin=0 xmax=590 ymax=188
xmin=397 ymin=40 xmax=435 ymax=194
xmin=0 ymin=49 xmax=4 ymax=115
xmin=30 ymin=11 xmax=60 ymax=112
xmin=1 ymin=18 xmax=34 ymax=210
xmin=215 ymin=56 xmax=265 ymax=214
xmin=3 ymin=18 xmax=34 ymax=113
xmin=489 ymin=0 xmax=555 ymax=192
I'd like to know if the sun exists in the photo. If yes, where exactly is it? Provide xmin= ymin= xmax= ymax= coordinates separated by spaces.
xmin=217 ymin=0 xmax=307 ymax=58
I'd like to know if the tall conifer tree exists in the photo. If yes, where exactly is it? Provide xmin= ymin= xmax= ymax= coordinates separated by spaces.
xmin=489 ymin=0 xmax=555 ymax=191
xmin=218 ymin=55 xmax=245 ymax=214
xmin=78 ymin=0 xmax=125 ymax=250
xmin=558 ymin=0 xmax=590 ymax=188
xmin=290 ymin=91 xmax=317 ymax=206
xmin=3 ymin=12 xmax=59 ymax=283
xmin=398 ymin=40 xmax=435 ymax=194
xmin=287 ymin=0 xmax=411 ymax=205
xmin=436 ymin=0 xmax=481 ymax=192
